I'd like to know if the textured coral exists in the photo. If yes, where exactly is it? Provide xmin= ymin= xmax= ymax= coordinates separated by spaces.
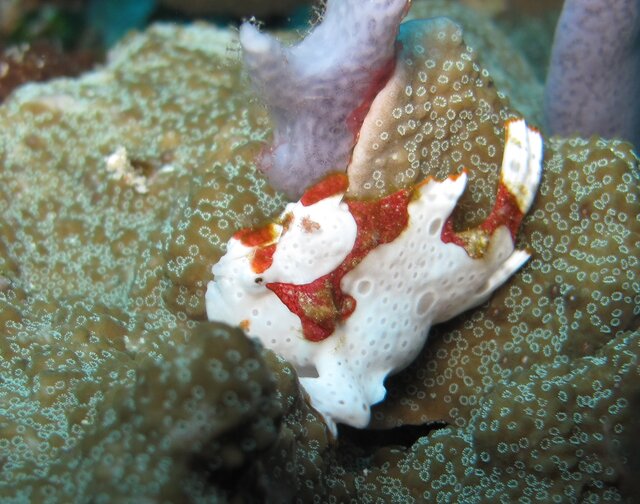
xmin=0 ymin=24 xmax=287 ymax=501
xmin=0 ymin=1 xmax=638 ymax=502
xmin=224 ymin=335 xmax=640 ymax=503
xmin=54 ymin=323 xmax=284 ymax=503
xmin=406 ymin=0 xmax=545 ymax=126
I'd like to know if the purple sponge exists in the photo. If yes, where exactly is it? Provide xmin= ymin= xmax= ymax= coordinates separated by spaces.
xmin=240 ymin=0 xmax=409 ymax=198
xmin=544 ymin=0 xmax=640 ymax=147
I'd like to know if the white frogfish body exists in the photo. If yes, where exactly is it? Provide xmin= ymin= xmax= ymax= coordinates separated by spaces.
xmin=206 ymin=119 xmax=543 ymax=435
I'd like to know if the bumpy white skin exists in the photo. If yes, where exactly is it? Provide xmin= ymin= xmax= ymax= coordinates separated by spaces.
xmin=206 ymin=120 xmax=542 ymax=435
xmin=240 ymin=0 xmax=409 ymax=199
xmin=206 ymin=194 xmax=358 ymax=375
xmin=301 ymin=176 xmax=528 ymax=433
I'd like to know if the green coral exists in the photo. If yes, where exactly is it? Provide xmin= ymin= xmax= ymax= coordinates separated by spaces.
xmin=0 ymin=24 xmax=288 ymax=502
xmin=406 ymin=0 xmax=545 ymax=125
xmin=0 ymin=1 xmax=639 ymax=502
xmin=49 ymin=322 xmax=283 ymax=503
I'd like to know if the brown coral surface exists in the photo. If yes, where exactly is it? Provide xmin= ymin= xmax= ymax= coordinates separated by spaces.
xmin=0 ymin=2 xmax=638 ymax=503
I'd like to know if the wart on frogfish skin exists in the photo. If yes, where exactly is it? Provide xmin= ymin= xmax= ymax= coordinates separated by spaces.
xmin=300 ymin=217 xmax=321 ymax=233
xmin=206 ymin=119 xmax=543 ymax=435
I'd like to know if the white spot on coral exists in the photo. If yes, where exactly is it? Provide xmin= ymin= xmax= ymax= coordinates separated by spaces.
xmin=105 ymin=146 xmax=149 ymax=194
